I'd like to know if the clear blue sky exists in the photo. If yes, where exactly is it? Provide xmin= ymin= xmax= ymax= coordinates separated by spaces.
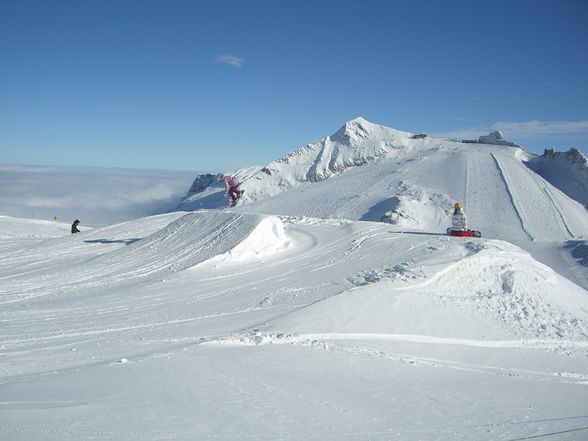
xmin=1 ymin=0 xmax=587 ymax=171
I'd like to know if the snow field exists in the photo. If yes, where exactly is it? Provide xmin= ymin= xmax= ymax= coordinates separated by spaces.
xmin=2 ymin=117 xmax=588 ymax=439
xmin=1 ymin=211 xmax=587 ymax=440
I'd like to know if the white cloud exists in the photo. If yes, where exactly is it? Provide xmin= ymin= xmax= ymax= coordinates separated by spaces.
xmin=214 ymin=54 xmax=244 ymax=68
xmin=490 ymin=120 xmax=588 ymax=136
xmin=434 ymin=120 xmax=588 ymax=140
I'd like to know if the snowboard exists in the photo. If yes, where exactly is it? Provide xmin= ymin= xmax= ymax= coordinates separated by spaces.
xmin=447 ymin=228 xmax=482 ymax=238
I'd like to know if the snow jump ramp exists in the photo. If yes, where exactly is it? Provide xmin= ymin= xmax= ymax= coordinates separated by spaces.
xmin=91 ymin=211 xmax=290 ymax=276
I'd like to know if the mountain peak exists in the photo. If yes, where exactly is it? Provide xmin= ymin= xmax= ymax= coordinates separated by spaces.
xmin=345 ymin=116 xmax=370 ymax=127
xmin=332 ymin=117 xmax=409 ymax=145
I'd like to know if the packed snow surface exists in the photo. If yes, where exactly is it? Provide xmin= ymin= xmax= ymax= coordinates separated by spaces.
xmin=1 ymin=118 xmax=588 ymax=440
xmin=2 ymin=213 xmax=588 ymax=440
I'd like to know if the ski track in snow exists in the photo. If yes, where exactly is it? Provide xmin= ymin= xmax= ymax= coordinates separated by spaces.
xmin=199 ymin=330 xmax=588 ymax=385
xmin=491 ymin=151 xmax=580 ymax=241
xmin=2 ymin=214 xmax=585 ymax=363
xmin=542 ymin=186 xmax=575 ymax=238
xmin=490 ymin=153 xmax=535 ymax=241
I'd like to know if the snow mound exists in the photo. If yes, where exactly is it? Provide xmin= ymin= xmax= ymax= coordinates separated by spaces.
xmin=429 ymin=240 xmax=588 ymax=341
xmin=204 ymin=215 xmax=290 ymax=265
xmin=378 ymin=181 xmax=452 ymax=229
xmin=264 ymin=239 xmax=588 ymax=343
xmin=99 ymin=212 xmax=290 ymax=273
xmin=0 ymin=212 xmax=291 ymax=303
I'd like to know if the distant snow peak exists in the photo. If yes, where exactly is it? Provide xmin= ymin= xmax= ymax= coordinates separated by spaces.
xmin=179 ymin=116 xmax=421 ymax=209
xmin=305 ymin=117 xmax=413 ymax=181
xmin=259 ymin=117 xmax=412 ymax=187
xmin=331 ymin=117 xmax=372 ymax=144
xmin=331 ymin=117 xmax=411 ymax=146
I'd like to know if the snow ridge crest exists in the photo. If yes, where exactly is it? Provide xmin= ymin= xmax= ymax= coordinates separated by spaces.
xmin=234 ymin=117 xmax=414 ymax=202
xmin=180 ymin=117 xmax=422 ymax=208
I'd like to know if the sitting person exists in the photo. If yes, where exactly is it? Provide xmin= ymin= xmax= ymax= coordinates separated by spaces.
xmin=448 ymin=202 xmax=472 ymax=237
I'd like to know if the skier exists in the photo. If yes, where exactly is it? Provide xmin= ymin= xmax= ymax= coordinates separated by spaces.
xmin=219 ymin=174 xmax=244 ymax=207
xmin=71 ymin=219 xmax=81 ymax=234
xmin=447 ymin=202 xmax=481 ymax=237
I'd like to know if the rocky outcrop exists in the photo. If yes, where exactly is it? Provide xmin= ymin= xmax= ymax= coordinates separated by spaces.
xmin=526 ymin=148 xmax=588 ymax=210
xmin=180 ymin=173 xmax=219 ymax=205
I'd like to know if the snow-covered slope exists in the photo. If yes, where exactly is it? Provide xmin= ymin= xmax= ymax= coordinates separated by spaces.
xmin=2 ymin=118 xmax=588 ymax=440
xmin=181 ymin=117 xmax=415 ymax=207
xmin=182 ymin=117 xmax=588 ymax=288
xmin=181 ymin=118 xmax=587 ymax=236
xmin=1 ymin=211 xmax=587 ymax=440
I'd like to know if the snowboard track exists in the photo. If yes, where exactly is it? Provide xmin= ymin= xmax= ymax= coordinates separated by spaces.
xmin=490 ymin=153 xmax=534 ymax=241
xmin=200 ymin=330 xmax=588 ymax=385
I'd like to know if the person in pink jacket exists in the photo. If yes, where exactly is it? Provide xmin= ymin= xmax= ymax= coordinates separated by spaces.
xmin=219 ymin=174 xmax=243 ymax=206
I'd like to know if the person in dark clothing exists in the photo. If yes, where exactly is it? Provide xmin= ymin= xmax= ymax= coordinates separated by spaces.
xmin=71 ymin=219 xmax=80 ymax=234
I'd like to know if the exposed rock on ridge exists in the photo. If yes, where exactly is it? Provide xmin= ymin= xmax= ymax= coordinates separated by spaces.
xmin=526 ymin=148 xmax=588 ymax=210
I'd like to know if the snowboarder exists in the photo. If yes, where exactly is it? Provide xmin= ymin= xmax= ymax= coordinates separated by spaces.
xmin=447 ymin=202 xmax=481 ymax=237
xmin=219 ymin=174 xmax=244 ymax=207
xmin=71 ymin=219 xmax=80 ymax=234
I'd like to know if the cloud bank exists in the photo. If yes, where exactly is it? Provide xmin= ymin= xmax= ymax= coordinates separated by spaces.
xmin=0 ymin=166 xmax=196 ymax=225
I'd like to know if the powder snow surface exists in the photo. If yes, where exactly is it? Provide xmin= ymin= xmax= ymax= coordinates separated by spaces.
xmin=1 ymin=119 xmax=588 ymax=440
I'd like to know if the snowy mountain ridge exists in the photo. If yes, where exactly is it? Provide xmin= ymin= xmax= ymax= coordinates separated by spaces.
xmin=267 ymin=117 xmax=412 ymax=180
xmin=181 ymin=117 xmax=418 ymax=204
xmin=1 ymin=118 xmax=588 ymax=440
xmin=182 ymin=118 xmax=586 ymax=216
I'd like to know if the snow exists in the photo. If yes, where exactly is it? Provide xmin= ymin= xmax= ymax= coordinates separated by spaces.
xmin=526 ymin=148 xmax=588 ymax=210
xmin=183 ymin=121 xmax=588 ymax=289
xmin=1 ymin=118 xmax=588 ymax=440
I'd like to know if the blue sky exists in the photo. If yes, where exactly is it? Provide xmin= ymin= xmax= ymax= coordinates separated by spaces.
xmin=1 ymin=0 xmax=587 ymax=172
